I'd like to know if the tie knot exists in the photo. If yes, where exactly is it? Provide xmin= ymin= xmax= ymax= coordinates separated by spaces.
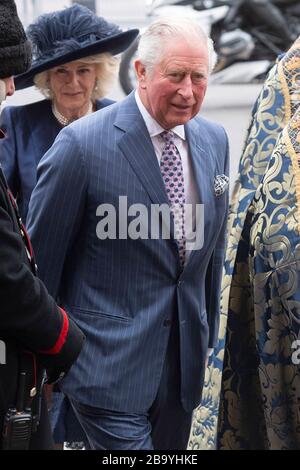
xmin=161 ymin=130 xmax=174 ymax=145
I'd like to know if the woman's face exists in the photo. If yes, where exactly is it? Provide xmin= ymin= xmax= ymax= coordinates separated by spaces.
xmin=49 ymin=60 xmax=97 ymax=118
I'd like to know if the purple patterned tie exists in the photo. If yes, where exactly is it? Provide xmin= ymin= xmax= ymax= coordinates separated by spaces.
xmin=160 ymin=130 xmax=186 ymax=266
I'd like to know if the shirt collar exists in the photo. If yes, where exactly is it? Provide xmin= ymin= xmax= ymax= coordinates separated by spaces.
xmin=135 ymin=90 xmax=185 ymax=141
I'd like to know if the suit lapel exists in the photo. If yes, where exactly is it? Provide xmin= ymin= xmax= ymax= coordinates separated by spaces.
xmin=115 ymin=94 xmax=177 ymax=243
xmin=115 ymin=94 xmax=170 ymax=208
xmin=184 ymin=119 xmax=216 ymax=269
xmin=185 ymin=119 xmax=215 ymax=207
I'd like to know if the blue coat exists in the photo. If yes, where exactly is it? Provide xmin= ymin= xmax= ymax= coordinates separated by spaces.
xmin=27 ymin=92 xmax=229 ymax=413
xmin=0 ymin=98 xmax=113 ymax=220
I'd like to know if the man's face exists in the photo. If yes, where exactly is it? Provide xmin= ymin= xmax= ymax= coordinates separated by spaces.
xmin=0 ymin=77 xmax=15 ymax=104
xmin=135 ymin=38 xmax=209 ymax=129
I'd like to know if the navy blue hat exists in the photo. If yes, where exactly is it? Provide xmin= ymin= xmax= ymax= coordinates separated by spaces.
xmin=15 ymin=3 xmax=139 ymax=89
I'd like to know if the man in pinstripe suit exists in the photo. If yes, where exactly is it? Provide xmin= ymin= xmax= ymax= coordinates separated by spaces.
xmin=27 ymin=17 xmax=229 ymax=450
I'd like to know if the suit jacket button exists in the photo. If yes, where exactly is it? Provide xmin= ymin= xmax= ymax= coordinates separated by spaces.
xmin=163 ymin=319 xmax=172 ymax=327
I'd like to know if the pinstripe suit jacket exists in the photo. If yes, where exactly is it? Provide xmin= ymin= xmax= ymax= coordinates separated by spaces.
xmin=27 ymin=92 xmax=229 ymax=413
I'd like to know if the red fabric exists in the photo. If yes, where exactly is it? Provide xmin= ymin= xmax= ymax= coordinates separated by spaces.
xmin=40 ymin=308 xmax=69 ymax=355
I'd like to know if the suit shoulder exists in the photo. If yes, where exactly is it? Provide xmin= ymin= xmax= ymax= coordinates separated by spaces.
xmin=194 ymin=116 xmax=228 ymax=150
xmin=194 ymin=115 xmax=226 ymax=137
xmin=69 ymin=100 xmax=120 ymax=134
xmin=2 ymin=100 xmax=51 ymax=121
xmin=96 ymin=98 xmax=115 ymax=109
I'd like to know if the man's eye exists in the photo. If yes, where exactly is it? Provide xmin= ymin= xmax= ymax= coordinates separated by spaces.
xmin=192 ymin=73 xmax=205 ymax=82
xmin=168 ymin=72 xmax=182 ymax=81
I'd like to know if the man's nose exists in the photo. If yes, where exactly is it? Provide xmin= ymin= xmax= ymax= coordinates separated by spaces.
xmin=6 ymin=77 xmax=15 ymax=96
xmin=177 ymin=75 xmax=194 ymax=99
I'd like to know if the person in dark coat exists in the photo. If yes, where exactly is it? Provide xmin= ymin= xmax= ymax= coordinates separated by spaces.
xmin=0 ymin=0 xmax=85 ymax=450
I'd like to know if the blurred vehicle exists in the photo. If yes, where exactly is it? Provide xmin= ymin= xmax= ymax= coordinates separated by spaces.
xmin=119 ymin=0 xmax=300 ymax=94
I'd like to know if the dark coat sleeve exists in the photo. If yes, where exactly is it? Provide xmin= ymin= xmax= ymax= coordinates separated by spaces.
xmin=0 ymin=174 xmax=85 ymax=378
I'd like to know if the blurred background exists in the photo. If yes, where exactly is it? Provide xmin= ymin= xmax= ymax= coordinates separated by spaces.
xmin=10 ymin=0 xmax=287 ymax=185
xmin=15 ymin=0 xmax=146 ymax=27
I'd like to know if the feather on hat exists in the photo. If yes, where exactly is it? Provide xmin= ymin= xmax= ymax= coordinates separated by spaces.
xmin=15 ymin=3 xmax=138 ymax=89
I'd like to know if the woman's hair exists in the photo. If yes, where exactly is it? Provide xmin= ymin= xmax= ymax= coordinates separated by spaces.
xmin=137 ymin=17 xmax=217 ymax=74
xmin=34 ymin=52 xmax=120 ymax=101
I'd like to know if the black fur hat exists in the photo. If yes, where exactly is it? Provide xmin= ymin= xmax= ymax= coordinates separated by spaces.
xmin=0 ymin=0 xmax=31 ymax=79
xmin=15 ymin=3 xmax=139 ymax=90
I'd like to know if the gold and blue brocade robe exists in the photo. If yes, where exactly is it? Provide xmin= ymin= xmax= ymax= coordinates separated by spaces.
xmin=189 ymin=38 xmax=300 ymax=450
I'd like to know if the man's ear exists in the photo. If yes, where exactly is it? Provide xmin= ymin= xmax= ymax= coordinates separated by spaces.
xmin=134 ymin=60 xmax=147 ymax=88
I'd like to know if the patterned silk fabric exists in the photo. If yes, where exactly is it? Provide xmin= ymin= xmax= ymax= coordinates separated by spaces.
xmin=188 ymin=37 xmax=300 ymax=450
xmin=160 ymin=131 xmax=186 ymax=266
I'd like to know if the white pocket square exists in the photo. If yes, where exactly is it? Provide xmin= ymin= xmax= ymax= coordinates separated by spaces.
xmin=214 ymin=174 xmax=229 ymax=196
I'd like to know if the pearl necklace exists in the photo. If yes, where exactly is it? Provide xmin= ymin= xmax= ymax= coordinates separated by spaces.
xmin=52 ymin=101 xmax=94 ymax=126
